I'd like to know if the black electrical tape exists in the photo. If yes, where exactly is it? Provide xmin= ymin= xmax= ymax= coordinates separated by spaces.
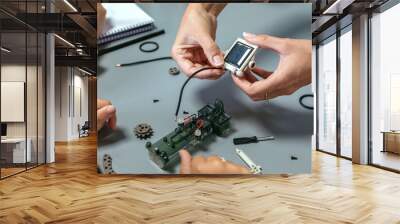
xmin=139 ymin=41 xmax=159 ymax=53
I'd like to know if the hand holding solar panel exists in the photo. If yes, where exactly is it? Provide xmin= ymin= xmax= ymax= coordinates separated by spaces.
xmin=231 ymin=32 xmax=312 ymax=101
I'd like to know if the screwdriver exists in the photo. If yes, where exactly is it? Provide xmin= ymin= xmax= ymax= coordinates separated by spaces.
xmin=233 ymin=136 xmax=275 ymax=145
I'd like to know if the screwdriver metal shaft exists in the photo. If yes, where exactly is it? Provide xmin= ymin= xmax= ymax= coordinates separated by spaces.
xmin=235 ymin=148 xmax=262 ymax=174
xmin=257 ymin=136 xmax=275 ymax=141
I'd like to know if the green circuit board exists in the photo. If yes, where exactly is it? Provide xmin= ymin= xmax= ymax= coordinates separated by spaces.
xmin=145 ymin=99 xmax=231 ymax=169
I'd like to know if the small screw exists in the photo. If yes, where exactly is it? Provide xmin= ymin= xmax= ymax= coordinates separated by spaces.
xmin=169 ymin=67 xmax=180 ymax=75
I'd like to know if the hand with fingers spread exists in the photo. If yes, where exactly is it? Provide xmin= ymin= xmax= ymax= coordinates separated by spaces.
xmin=179 ymin=149 xmax=249 ymax=174
xmin=232 ymin=32 xmax=311 ymax=101
xmin=171 ymin=3 xmax=227 ymax=80
xmin=97 ymin=99 xmax=117 ymax=131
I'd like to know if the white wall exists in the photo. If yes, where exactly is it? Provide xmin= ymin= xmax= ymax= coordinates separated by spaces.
xmin=73 ymin=72 xmax=89 ymax=137
xmin=54 ymin=66 xmax=89 ymax=141
xmin=1 ymin=65 xmax=39 ymax=138
xmin=55 ymin=66 xmax=68 ymax=141
xmin=1 ymin=63 xmax=46 ymax=164
xmin=1 ymin=82 xmax=25 ymax=122
xmin=1 ymin=65 xmax=26 ymax=135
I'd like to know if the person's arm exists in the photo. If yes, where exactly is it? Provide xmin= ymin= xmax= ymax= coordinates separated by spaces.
xmin=179 ymin=149 xmax=249 ymax=174
xmin=232 ymin=32 xmax=312 ymax=100
xmin=171 ymin=3 xmax=227 ymax=80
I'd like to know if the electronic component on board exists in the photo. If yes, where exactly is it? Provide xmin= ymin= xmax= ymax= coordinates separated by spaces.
xmin=146 ymin=99 xmax=231 ymax=169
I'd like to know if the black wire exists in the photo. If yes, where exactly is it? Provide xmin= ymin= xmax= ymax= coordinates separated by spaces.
xmin=116 ymin=56 xmax=172 ymax=67
xmin=299 ymin=94 xmax=314 ymax=110
xmin=175 ymin=67 xmax=225 ymax=118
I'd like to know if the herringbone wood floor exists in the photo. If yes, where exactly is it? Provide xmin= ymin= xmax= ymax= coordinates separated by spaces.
xmin=1 ymin=135 xmax=400 ymax=224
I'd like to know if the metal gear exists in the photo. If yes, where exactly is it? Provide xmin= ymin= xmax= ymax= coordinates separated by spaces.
xmin=134 ymin=123 xmax=153 ymax=140
xmin=103 ymin=154 xmax=115 ymax=174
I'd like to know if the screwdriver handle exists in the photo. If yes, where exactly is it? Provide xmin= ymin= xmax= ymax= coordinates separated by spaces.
xmin=233 ymin=136 xmax=258 ymax=145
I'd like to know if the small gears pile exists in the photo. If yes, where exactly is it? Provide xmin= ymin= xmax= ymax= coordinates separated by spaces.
xmin=103 ymin=154 xmax=115 ymax=174
xmin=134 ymin=123 xmax=154 ymax=140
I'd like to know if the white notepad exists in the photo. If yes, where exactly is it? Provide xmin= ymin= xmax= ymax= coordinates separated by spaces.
xmin=99 ymin=3 xmax=154 ymax=44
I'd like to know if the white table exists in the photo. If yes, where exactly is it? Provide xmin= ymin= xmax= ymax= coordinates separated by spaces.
xmin=1 ymin=138 xmax=32 ymax=163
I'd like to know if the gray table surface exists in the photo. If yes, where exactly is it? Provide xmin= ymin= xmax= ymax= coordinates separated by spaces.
xmin=98 ymin=3 xmax=313 ymax=174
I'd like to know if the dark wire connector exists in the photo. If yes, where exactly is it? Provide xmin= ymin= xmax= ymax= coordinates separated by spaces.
xmin=233 ymin=136 xmax=275 ymax=145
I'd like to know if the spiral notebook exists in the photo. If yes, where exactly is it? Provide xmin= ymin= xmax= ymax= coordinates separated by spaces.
xmin=98 ymin=3 xmax=155 ymax=45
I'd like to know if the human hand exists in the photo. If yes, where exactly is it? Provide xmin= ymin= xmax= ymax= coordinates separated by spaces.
xmin=171 ymin=4 xmax=226 ymax=79
xmin=97 ymin=99 xmax=117 ymax=131
xmin=179 ymin=149 xmax=249 ymax=174
xmin=232 ymin=32 xmax=311 ymax=101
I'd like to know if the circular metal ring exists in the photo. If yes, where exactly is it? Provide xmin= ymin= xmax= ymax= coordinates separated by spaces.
xmin=139 ymin=41 xmax=159 ymax=53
